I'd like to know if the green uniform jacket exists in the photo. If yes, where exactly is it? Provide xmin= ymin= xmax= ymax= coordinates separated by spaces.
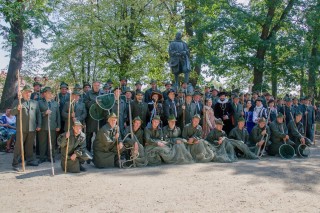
xmin=205 ymin=128 xmax=227 ymax=146
xmin=163 ymin=125 xmax=184 ymax=144
xmin=231 ymin=103 xmax=243 ymax=126
xmin=38 ymin=99 xmax=61 ymax=130
xmin=62 ymin=101 xmax=87 ymax=131
xmin=124 ymin=126 xmax=144 ymax=146
xmin=287 ymin=120 xmax=303 ymax=141
xmin=182 ymin=123 xmax=202 ymax=140
xmin=131 ymin=100 xmax=149 ymax=127
xmin=249 ymin=125 xmax=271 ymax=147
xmin=93 ymin=123 xmax=118 ymax=168
xmin=144 ymin=127 xmax=163 ymax=147
xmin=228 ymin=126 xmax=249 ymax=144
xmin=59 ymin=131 xmax=86 ymax=173
xmin=11 ymin=99 xmax=41 ymax=132
xmin=269 ymin=120 xmax=287 ymax=144
xmin=84 ymin=90 xmax=104 ymax=133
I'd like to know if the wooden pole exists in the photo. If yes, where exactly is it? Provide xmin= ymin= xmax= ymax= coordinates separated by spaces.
xmin=64 ymin=87 xmax=73 ymax=173
xmin=17 ymin=70 xmax=25 ymax=172
xmin=116 ymin=86 xmax=121 ymax=168
xmin=47 ymin=101 xmax=55 ymax=176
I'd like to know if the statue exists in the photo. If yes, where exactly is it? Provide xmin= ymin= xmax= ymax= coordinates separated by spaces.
xmin=169 ymin=32 xmax=191 ymax=87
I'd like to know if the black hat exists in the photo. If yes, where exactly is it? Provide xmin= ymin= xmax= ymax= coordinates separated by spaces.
xmin=135 ymin=90 xmax=144 ymax=95
xmin=83 ymin=82 xmax=91 ymax=88
xmin=193 ymin=91 xmax=202 ymax=96
xmin=167 ymin=89 xmax=175 ymax=95
xmin=135 ymin=81 xmax=142 ymax=86
xmin=165 ymin=82 xmax=172 ymax=86
xmin=150 ymin=79 xmax=157 ymax=84
xmin=120 ymin=77 xmax=127 ymax=81
xmin=107 ymin=79 xmax=113 ymax=84
xmin=33 ymin=82 xmax=42 ymax=87
xmin=218 ymin=92 xmax=226 ymax=97
xmin=255 ymin=97 xmax=263 ymax=102
xmin=60 ymin=82 xmax=68 ymax=89
xmin=74 ymin=83 xmax=82 ymax=90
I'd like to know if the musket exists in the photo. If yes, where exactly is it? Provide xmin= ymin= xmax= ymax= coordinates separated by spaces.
xmin=182 ymin=94 xmax=186 ymax=127
xmin=17 ymin=69 xmax=25 ymax=172
xmin=47 ymin=101 xmax=55 ymax=176
xmin=64 ymin=86 xmax=73 ymax=173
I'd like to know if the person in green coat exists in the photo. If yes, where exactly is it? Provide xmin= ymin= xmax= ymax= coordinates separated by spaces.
xmin=38 ymin=87 xmax=61 ymax=163
xmin=248 ymin=118 xmax=271 ymax=156
xmin=93 ymin=113 xmax=123 ymax=168
xmin=182 ymin=114 xmax=214 ymax=163
xmin=62 ymin=90 xmax=87 ymax=131
xmin=287 ymin=112 xmax=312 ymax=156
xmin=11 ymin=85 xmax=42 ymax=171
xmin=269 ymin=113 xmax=295 ymax=156
xmin=231 ymin=95 xmax=243 ymax=127
xmin=122 ymin=116 xmax=147 ymax=167
xmin=58 ymin=121 xmax=90 ymax=173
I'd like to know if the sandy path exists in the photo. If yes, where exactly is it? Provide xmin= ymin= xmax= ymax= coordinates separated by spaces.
xmin=0 ymin=143 xmax=319 ymax=213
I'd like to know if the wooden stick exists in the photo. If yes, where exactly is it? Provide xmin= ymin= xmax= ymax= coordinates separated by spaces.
xmin=47 ymin=102 xmax=55 ymax=176
xmin=17 ymin=69 xmax=25 ymax=172
xmin=64 ymin=87 xmax=73 ymax=173
xmin=313 ymin=107 xmax=316 ymax=145
xmin=116 ymin=86 xmax=121 ymax=168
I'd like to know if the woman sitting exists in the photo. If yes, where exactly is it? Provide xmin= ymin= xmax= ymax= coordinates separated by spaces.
xmin=0 ymin=108 xmax=16 ymax=153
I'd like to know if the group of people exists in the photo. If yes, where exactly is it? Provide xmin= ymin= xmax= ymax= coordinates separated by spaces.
xmin=7 ymin=77 xmax=318 ymax=173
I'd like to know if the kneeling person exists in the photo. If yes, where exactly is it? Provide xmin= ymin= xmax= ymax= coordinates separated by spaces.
xmin=58 ymin=121 xmax=90 ymax=173
xmin=249 ymin=118 xmax=271 ymax=156
xmin=93 ymin=113 xmax=123 ymax=168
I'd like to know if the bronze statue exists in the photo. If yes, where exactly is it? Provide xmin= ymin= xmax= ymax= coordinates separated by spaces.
xmin=169 ymin=32 xmax=191 ymax=86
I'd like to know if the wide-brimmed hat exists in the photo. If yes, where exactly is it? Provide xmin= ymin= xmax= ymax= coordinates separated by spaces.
xmin=151 ymin=91 xmax=163 ymax=100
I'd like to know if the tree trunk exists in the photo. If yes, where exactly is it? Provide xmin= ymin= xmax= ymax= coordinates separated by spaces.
xmin=271 ymin=68 xmax=278 ymax=98
xmin=0 ymin=20 xmax=24 ymax=111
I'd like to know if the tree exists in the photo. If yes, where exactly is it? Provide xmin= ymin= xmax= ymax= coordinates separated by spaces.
xmin=0 ymin=0 xmax=56 ymax=111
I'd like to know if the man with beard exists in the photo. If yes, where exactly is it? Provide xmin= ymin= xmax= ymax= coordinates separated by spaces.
xmin=214 ymin=92 xmax=233 ymax=134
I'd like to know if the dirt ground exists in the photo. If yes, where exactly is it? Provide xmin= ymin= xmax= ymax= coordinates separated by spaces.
xmin=0 ymin=140 xmax=320 ymax=213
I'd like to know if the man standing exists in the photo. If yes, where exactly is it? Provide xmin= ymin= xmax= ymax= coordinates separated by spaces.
xmin=162 ymin=82 xmax=172 ymax=101
xmin=31 ymin=82 xmax=42 ymax=101
xmin=131 ymin=91 xmax=149 ymax=128
xmin=11 ymin=85 xmax=42 ymax=171
xmin=56 ymin=82 xmax=70 ymax=134
xmin=144 ymin=79 xmax=161 ymax=103
xmin=84 ymin=81 xmax=104 ymax=153
xmin=38 ymin=87 xmax=61 ymax=163
xmin=177 ymin=92 xmax=196 ymax=129
xmin=214 ymin=92 xmax=233 ymax=134
xmin=164 ymin=89 xmax=178 ymax=124
xmin=231 ymin=95 xmax=243 ymax=127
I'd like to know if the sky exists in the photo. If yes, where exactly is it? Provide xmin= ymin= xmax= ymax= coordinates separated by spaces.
xmin=0 ymin=0 xmax=250 ymax=71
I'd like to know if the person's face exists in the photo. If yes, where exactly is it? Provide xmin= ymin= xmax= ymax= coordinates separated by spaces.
xmin=152 ymin=94 xmax=159 ymax=101
xmin=186 ymin=96 xmax=192 ymax=103
xmin=125 ymin=92 xmax=132 ymax=99
xmin=233 ymin=98 xmax=239 ymax=104
xmin=168 ymin=92 xmax=175 ymax=100
xmin=72 ymin=94 xmax=80 ymax=102
xmin=92 ymin=82 xmax=100 ymax=92
xmin=286 ymin=101 xmax=292 ymax=107
xmin=194 ymin=95 xmax=201 ymax=102
xmin=34 ymin=77 xmax=41 ymax=82
xmin=73 ymin=125 xmax=82 ymax=135
xmin=120 ymin=80 xmax=127 ymax=86
xmin=192 ymin=118 xmax=200 ymax=127
xmin=277 ymin=117 xmax=283 ymax=123
xmin=206 ymin=99 xmax=212 ymax=107
xmin=5 ymin=109 xmax=11 ymax=116
xmin=268 ymin=102 xmax=274 ymax=108
xmin=133 ymin=120 xmax=142 ymax=130
xmin=151 ymin=83 xmax=157 ymax=89
xmin=136 ymin=84 xmax=142 ymax=90
xmin=22 ymin=90 xmax=32 ymax=100
xmin=293 ymin=99 xmax=298 ymax=105
xmin=168 ymin=120 xmax=176 ymax=128
xmin=219 ymin=95 xmax=226 ymax=101
xmin=216 ymin=124 xmax=223 ymax=131
xmin=256 ymin=100 xmax=262 ymax=107
xmin=60 ymin=88 xmax=68 ymax=94
xmin=238 ymin=121 xmax=245 ymax=129
xmin=152 ymin=119 xmax=160 ymax=129
xmin=34 ymin=85 xmax=40 ymax=92
xmin=212 ymin=90 xmax=218 ymax=96
xmin=182 ymin=83 xmax=187 ymax=89
xmin=84 ymin=86 xmax=91 ymax=92
xmin=136 ymin=94 xmax=143 ymax=101
xmin=253 ymin=94 xmax=258 ymax=99
xmin=295 ymin=115 xmax=302 ymax=123
xmin=114 ymin=89 xmax=121 ymax=98
xmin=165 ymin=84 xmax=171 ymax=90
xmin=44 ymin=91 xmax=52 ymax=100
xmin=246 ymin=101 xmax=252 ymax=108
xmin=205 ymin=88 xmax=210 ymax=93
xmin=258 ymin=122 xmax=266 ymax=128
xmin=108 ymin=117 xmax=117 ymax=127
